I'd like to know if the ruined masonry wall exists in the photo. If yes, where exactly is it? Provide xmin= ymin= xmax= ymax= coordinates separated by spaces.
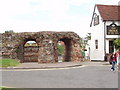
xmin=1 ymin=31 xmax=82 ymax=63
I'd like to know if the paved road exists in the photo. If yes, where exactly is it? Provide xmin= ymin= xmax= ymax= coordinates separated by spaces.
xmin=1 ymin=65 xmax=118 ymax=88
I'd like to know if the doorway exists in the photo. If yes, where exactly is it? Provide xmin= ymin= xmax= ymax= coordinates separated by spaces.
xmin=109 ymin=40 xmax=114 ymax=53
xmin=24 ymin=40 xmax=39 ymax=62
xmin=57 ymin=38 xmax=72 ymax=62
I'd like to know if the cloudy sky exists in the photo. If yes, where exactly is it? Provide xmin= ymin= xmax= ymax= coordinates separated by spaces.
xmin=0 ymin=0 xmax=119 ymax=37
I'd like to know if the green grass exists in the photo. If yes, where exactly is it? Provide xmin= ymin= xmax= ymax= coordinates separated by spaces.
xmin=0 ymin=86 xmax=8 ymax=90
xmin=0 ymin=59 xmax=20 ymax=67
xmin=0 ymin=87 xmax=3 ymax=90
xmin=0 ymin=87 xmax=33 ymax=90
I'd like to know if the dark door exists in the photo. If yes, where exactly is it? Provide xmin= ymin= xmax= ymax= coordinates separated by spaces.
xmin=109 ymin=41 xmax=114 ymax=53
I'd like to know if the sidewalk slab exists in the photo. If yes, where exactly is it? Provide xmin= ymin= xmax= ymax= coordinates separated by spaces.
xmin=0 ymin=61 xmax=110 ymax=70
xmin=0 ymin=62 xmax=82 ymax=69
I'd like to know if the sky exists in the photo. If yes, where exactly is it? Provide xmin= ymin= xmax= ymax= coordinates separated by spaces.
xmin=0 ymin=0 xmax=119 ymax=38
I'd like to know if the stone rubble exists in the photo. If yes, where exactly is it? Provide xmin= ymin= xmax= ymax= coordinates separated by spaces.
xmin=1 ymin=31 xmax=82 ymax=63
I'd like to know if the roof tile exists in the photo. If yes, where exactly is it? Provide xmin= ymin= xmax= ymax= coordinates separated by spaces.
xmin=96 ymin=4 xmax=120 ymax=21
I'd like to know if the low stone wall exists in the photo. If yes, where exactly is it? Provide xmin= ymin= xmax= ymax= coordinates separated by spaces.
xmin=1 ymin=31 xmax=82 ymax=63
xmin=24 ymin=46 xmax=39 ymax=62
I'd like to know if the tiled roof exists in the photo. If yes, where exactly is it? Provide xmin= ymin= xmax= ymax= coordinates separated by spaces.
xmin=96 ymin=4 xmax=120 ymax=21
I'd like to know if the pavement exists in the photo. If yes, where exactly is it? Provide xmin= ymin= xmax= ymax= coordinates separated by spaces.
xmin=0 ymin=61 xmax=111 ymax=69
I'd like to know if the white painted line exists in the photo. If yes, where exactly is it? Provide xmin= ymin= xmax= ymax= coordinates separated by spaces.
xmin=1 ymin=65 xmax=86 ymax=71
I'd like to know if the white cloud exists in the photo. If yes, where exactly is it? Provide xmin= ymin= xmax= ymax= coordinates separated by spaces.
xmin=69 ymin=0 xmax=92 ymax=6
xmin=0 ymin=0 xmax=119 ymax=37
xmin=95 ymin=0 xmax=119 ymax=5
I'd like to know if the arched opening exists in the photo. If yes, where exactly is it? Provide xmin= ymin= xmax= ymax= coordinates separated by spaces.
xmin=57 ymin=38 xmax=72 ymax=62
xmin=23 ymin=40 xmax=39 ymax=62
xmin=57 ymin=41 xmax=65 ymax=62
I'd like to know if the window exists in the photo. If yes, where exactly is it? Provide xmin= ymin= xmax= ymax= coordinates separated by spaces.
xmin=94 ymin=13 xmax=99 ymax=26
xmin=95 ymin=40 xmax=98 ymax=49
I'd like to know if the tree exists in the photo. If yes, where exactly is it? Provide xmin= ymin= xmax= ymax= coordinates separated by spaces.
xmin=84 ymin=33 xmax=91 ymax=40
xmin=79 ymin=33 xmax=91 ymax=59
xmin=80 ymin=38 xmax=85 ymax=49
xmin=79 ymin=33 xmax=91 ymax=51
xmin=114 ymin=38 xmax=120 ymax=50
xmin=84 ymin=33 xmax=91 ymax=47
xmin=5 ymin=30 xmax=14 ymax=34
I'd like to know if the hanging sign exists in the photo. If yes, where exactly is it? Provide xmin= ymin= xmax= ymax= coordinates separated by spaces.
xmin=107 ymin=23 xmax=120 ymax=35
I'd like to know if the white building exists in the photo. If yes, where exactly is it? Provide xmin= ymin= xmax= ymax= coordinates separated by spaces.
xmin=90 ymin=4 xmax=120 ymax=61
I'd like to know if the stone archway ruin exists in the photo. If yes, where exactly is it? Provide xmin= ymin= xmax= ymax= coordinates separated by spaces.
xmin=57 ymin=38 xmax=72 ymax=62
xmin=1 ymin=31 xmax=82 ymax=63
xmin=23 ymin=40 xmax=39 ymax=62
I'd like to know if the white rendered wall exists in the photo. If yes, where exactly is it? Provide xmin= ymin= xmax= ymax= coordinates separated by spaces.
xmin=90 ymin=22 xmax=105 ymax=61
xmin=90 ymin=7 xmax=105 ymax=61
xmin=106 ymin=39 xmax=109 ymax=53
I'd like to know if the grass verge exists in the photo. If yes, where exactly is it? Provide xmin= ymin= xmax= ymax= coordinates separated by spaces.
xmin=0 ymin=59 xmax=20 ymax=67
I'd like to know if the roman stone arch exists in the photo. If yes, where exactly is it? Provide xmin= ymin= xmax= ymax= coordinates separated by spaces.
xmin=2 ymin=31 xmax=82 ymax=63
xmin=18 ymin=38 xmax=39 ymax=62
xmin=57 ymin=37 xmax=73 ymax=62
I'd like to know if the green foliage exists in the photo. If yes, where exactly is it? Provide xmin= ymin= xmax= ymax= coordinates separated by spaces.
xmin=114 ymin=38 xmax=120 ymax=50
xmin=25 ymin=43 xmax=38 ymax=46
xmin=0 ymin=59 xmax=20 ymax=67
xmin=80 ymin=33 xmax=91 ymax=51
xmin=84 ymin=33 xmax=91 ymax=46
xmin=57 ymin=44 xmax=65 ymax=55
xmin=5 ymin=30 xmax=14 ymax=33
xmin=84 ymin=33 xmax=91 ymax=40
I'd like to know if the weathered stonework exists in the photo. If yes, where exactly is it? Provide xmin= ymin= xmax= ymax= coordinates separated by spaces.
xmin=1 ymin=31 xmax=82 ymax=63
